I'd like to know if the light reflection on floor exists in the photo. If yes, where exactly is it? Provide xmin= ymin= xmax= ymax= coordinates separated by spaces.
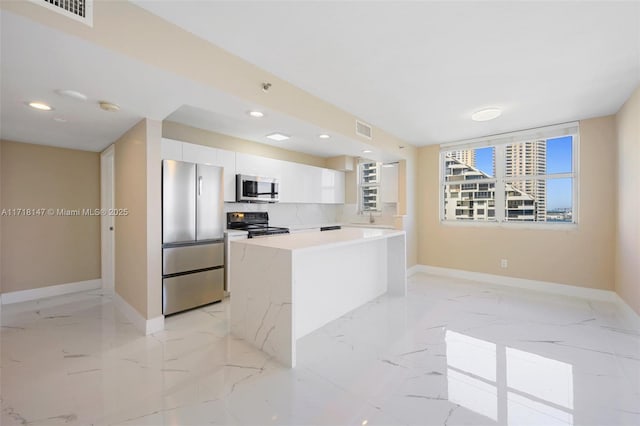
xmin=1 ymin=273 xmax=638 ymax=425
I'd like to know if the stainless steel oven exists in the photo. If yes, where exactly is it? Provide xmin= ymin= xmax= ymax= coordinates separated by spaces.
xmin=236 ymin=174 xmax=279 ymax=203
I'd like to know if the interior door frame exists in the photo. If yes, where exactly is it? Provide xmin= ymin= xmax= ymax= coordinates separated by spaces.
xmin=100 ymin=144 xmax=115 ymax=291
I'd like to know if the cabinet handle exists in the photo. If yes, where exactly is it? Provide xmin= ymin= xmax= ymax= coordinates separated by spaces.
xmin=198 ymin=176 xmax=203 ymax=196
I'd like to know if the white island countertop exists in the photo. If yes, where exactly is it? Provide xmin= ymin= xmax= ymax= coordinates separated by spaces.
xmin=230 ymin=226 xmax=407 ymax=367
xmin=232 ymin=227 xmax=404 ymax=252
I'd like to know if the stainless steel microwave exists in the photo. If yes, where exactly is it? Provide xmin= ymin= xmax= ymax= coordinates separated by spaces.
xmin=236 ymin=174 xmax=279 ymax=203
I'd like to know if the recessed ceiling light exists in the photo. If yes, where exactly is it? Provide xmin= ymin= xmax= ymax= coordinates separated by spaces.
xmin=248 ymin=110 xmax=264 ymax=118
xmin=471 ymin=108 xmax=502 ymax=122
xmin=266 ymin=132 xmax=290 ymax=141
xmin=362 ymin=149 xmax=373 ymax=154
xmin=56 ymin=89 xmax=88 ymax=101
xmin=53 ymin=117 xmax=67 ymax=123
xmin=27 ymin=101 xmax=53 ymax=111
xmin=318 ymin=134 xmax=331 ymax=139
xmin=99 ymin=101 xmax=120 ymax=112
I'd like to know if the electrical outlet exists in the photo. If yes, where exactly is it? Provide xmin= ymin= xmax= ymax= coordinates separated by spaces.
xmin=500 ymin=259 xmax=508 ymax=269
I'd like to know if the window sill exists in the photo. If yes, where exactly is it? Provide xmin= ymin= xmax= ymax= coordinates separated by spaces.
xmin=440 ymin=220 xmax=578 ymax=231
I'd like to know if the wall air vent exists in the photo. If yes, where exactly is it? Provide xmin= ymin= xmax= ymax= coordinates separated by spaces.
xmin=355 ymin=120 xmax=373 ymax=140
xmin=29 ymin=0 xmax=93 ymax=26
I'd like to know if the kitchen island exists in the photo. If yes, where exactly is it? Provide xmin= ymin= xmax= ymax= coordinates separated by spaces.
xmin=229 ymin=228 xmax=406 ymax=367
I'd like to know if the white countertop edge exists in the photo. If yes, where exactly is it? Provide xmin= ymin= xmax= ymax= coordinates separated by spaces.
xmin=230 ymin=228 xmax=405 ymax=252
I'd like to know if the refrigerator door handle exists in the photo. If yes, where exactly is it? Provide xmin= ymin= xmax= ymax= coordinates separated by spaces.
xmin=198 ymin=176 xmax=203 ymax=196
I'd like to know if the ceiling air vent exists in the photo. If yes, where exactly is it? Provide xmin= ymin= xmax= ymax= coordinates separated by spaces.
xmin=355 ymin=120 xmax=373 ymax=140
xmin=29 ymin=0 xmax=93 ymax=26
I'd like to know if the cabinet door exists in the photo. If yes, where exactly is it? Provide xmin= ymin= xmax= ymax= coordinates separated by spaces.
xmin=161 ymin=138 xmax=183 ymax=161
xmin=216 ymin=149 xmax=237 ymax=202
xmin=329 ymin=170 xmax=345 ymax=204
xmin=183 ymin=142 xmax=217 ymax=165
xmin=381 ymin=165 xmax=398 ymax=203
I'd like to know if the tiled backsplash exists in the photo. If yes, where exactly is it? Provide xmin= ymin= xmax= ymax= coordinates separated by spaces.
xmin=224 ymin=202 xmax=399 ymax=228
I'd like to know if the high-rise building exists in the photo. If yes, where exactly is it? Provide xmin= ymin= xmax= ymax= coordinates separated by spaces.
xmin=505 ymin=141 xmax=547 ymax=221
xmin=444 ymin=155 xmax=537 ymax=222
xmin=448 ymin=150 xmax=475 ymax=168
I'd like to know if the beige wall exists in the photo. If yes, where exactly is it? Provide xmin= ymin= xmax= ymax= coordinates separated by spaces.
xmin=115 ymin=121 xmax=148 ymax=316
xmin=615 ymin=86 xmax=640 ymax=315
xmin=0 ymin=140 xmax=100 ymax=293
xmin=114 ymin=119 xmax=162 ymax=320
xmin=146 ymin=120 xmax=163 ymax=319
xmin=417 ymin=116 xmax=617 ymax=290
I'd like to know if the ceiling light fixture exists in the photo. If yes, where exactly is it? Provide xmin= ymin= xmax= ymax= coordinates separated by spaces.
xmin=266 ymin=132 xmax=290 ymax=141
xmin=27 ymin=101 xmax=53 ymax=111
xmin=471 ymin=107 xmax=502 ymax=122
xmin=56 ymin=89 xmax=88 ymax=101
xmin=362 ymin=149 xmax=373 ymax=154
xmin=99 ymin=101 xmax=120 ymax=112
xmin=318 ymin=134 xmax=331 ymax=139
xmin=248 ymin=110 xmax=264 ymax=118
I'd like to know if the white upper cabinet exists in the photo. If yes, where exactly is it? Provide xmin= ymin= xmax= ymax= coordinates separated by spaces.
xmin=381 ymin=164 xmax=399 ymax=203
xmin=322 ymin=168 xmax=345 ymax=204
xmin=162 ymin=142 xmax=344 ymax=205
xmin=161 ymin=138 xmax=183 ymax=161
xmin=216 ymin=149 xmax=237 ymax=202
xmin=235 ymin=152 xmax=283 ymax=180
xmin=182 ymin=142 xmax=217 ymax=165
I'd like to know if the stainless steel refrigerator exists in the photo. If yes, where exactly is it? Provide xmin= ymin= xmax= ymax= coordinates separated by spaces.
xmin=162 ymin=160 xmax=225 ymax=315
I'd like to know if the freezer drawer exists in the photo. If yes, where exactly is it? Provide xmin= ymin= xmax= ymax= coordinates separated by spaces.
xmin=163 ymin=242 xmax=224 ymax=275
xmin=163 ymin=268 xmax=224 ymax=315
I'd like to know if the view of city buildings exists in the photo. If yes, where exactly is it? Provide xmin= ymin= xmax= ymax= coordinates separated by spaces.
xmin=505 ymin=141 xmax=547 ymax=221
xmin=444 ymin=142 xmax=552 ymax=222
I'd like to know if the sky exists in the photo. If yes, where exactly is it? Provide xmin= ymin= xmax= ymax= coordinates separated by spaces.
xmin=474 ymin=136 xmax=573 ymax=210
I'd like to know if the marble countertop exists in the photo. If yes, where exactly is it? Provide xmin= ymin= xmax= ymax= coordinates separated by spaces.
xmin=224 ymin=229 xmax=249 ymax=237
xmin=231 ymin=227 xmax=405 ymax=252
xmin=272 ymin=223 xmax=342 ymax=231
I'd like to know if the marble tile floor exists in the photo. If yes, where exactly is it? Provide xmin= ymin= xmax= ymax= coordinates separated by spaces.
xmin=1 ymin=273 xmax=639 ymax=426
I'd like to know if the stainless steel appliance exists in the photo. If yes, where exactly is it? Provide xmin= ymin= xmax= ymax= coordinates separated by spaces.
xmin=162 ymin=160 xmax=225 ymax=315
xmin=236 ymin=174 xmax=279 ymax=203
xmin=227 ymin=212 xmax=289 ymax=238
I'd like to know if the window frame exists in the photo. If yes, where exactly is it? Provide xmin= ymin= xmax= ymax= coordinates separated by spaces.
xmin=358 ymin=159 xmax=382 ymax=214
xmin=439 ymin=123 xmax=579 ymax=229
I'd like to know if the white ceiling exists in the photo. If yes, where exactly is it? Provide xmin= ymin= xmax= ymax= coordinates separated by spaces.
xmin=1 ymin=1 xmax=639 ymax=157
xmin=0 ymin=10 xmax=391 ymax=159
xmin=134 ymin=0 xmax=640 ymax=145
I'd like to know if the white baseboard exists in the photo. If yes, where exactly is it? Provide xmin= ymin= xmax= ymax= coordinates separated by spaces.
xmin=412 ymin=265 xmax=618 ymax=303
xmin=407 ymin=264 xmax=421 ymax=277
xmin=1 ymin=279 xmax=102 ymax=305
xmin=113 ymin=292 xmax=164 ymax=335
xmin=614 ymin=293 xmax=640 ymax=331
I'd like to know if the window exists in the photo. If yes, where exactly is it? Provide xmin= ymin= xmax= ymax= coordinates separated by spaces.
xmin=358 ymin=160 xmax=381 ymax=212
xmin=440 ymin=123 xmax=578 ymax=225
